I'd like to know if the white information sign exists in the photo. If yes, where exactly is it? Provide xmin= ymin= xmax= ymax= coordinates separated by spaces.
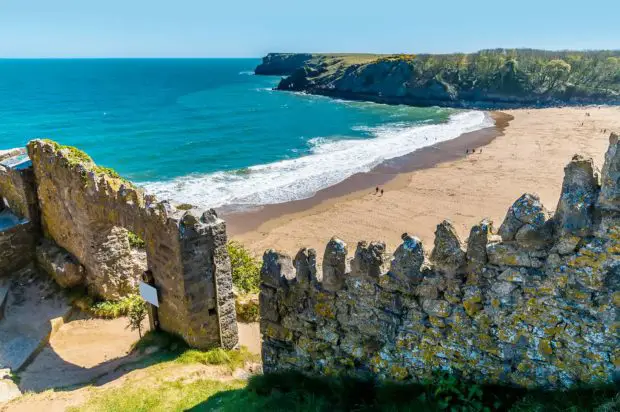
xmin=139 ymin=281 xmax=159 ymax=307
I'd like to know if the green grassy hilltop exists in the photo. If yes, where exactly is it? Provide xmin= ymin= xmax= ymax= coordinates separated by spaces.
xmin=257 ymin=49 xmax=620 ymax=107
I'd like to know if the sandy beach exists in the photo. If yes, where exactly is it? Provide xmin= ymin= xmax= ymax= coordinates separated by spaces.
xmin=230 ymin=106 xmax=620 ymax=261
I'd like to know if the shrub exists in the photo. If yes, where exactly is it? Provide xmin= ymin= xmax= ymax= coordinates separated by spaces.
xmin=227 ymin=241 xmax=261 ymax=294
xmin=126 ymin=297 xmax=148 ymax=338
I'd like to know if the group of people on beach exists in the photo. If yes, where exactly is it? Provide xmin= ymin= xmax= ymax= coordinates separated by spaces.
xmin=465 ymin=148 xmax=482 ymax=154
xmin=375 ymin=186 xmax=384 ymax=196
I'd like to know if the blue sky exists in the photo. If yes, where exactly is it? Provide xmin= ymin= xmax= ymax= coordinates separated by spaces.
xmin=1 ymin=0 xmax=618 ymax=57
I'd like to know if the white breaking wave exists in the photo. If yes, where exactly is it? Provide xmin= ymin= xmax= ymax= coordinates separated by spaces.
xmin=142 ymin=111 xmax=494 ymax=209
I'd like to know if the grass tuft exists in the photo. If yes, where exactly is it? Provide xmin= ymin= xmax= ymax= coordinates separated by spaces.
xmin=87 ymin=294 xmax=145 ymax=319
xmin=176 ymin=346 xmax=258 ymax=372
xmin=127 ymin=231 xmax=145 ymax=248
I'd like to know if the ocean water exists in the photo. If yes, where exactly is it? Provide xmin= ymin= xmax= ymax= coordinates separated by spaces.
xmin=0 ymin=59 xmax=493 ymax=209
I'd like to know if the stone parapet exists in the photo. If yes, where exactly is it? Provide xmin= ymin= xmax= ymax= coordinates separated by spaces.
xmin=260 ymin=132 xmax=620 ymax=388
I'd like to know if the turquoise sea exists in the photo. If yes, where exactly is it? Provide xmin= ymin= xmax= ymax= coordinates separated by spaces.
xmin=0 ymin=59 xmax=492 ymax=209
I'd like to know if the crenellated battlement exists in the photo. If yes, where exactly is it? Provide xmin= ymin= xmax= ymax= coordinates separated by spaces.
xmin=259 ymin=132 xmax=620 ymax=388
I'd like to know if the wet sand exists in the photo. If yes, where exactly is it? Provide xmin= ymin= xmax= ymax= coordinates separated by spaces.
xmin=228 ymin=106 xmax=620 ymax=261
xmin=223 ymin=112 xmax=512 ymax=235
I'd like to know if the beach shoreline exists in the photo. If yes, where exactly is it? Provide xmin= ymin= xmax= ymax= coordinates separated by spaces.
xmin=222 ymin=111 xmax=513 ymax=236
xmin=229 ymin=106 xmax=620 ymax=260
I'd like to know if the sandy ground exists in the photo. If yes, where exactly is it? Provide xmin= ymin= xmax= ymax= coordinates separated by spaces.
xmin=17 ymin=314 xmax=143 ymax=393
xmin=3 ymin=357 xmax=244 ymax=412
xmin=238 ymin=322 xmax=261 ymax=355
xmin=4 ymin=316 xmax=261 ymax=411
xmin=234 ymin=106 xmax=620 ymax=260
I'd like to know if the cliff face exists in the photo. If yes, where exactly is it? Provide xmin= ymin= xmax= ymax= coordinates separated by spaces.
xmin=258 ymin=52 xmax=620 ymax=108
xmin=259 ymin=132 xmax=620 ymax=388
xmin=254 ymin=53 xmax=313 ymax=75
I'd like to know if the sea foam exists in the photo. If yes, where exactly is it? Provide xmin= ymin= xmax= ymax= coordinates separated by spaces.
xmin=142 ymin=110 xmax=494 ymax=209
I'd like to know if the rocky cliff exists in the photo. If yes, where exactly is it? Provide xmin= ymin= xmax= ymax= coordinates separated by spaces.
xmin=255 ymin=53 xmax=314 ymax=75
xmin=259 ymin=132 xmax=620 ymax=388
xmin=257 ymin=51 xmax=620 ymax=108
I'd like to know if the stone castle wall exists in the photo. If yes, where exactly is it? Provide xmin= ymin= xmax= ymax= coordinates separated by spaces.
xmin=25 ymin=140 xmax=238 ymax=349
xmin=0 ymin=149 xmax=40 ymax=277
xmin=259 ymin=133 xmax=620 ymax=388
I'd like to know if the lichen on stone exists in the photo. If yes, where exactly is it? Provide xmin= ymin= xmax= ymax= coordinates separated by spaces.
xmin=259 ymin=133 xmax=620 ymax=389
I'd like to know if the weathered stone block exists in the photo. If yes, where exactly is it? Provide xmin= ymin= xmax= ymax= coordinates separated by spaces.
xmin=499 ymin=194 xmax=549 ymax=241
xmin=430 ymin=220 xmax=465 ymax=276
xmin=515 ymin=221 xmax=554 ymax=250
xmin=322 ymin=237 xmax=348 ymax=292
xmin=350 ymin=240 xmax=388 ymax=278
xmin=36 ymin=240 xmax=85 ymax=288
xmin=487 ymin=242 xmax=543 ymax=268
xmin=467 ymin=219 xmax=494 ymax=265
xmin=597 ymin=132 xmax=620 ymax=212
xmin=389 ymin=233 xmax=425 ymax=287
xmin=420 ymin=299 xmax=452 ymax=318
xmin=554 ymin=155 xmax=600 ymax=237
xmin=261 ymin=250 xmax=295 ymax=288
xmin=293 ymin=248 xmax=317 ymax=285
xmin=0 ymin=221 xmax=37 ymax=277
xmin=553 ymin=234 xmax=581 ymax=255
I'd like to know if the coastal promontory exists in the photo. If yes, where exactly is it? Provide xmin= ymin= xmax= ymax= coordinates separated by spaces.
xmin=255 ymin=50 xmax=620 ymax=108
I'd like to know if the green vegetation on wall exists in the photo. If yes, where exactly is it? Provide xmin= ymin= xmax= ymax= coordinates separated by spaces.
xmin=41 ymin=139 xmax=134 ymax=186
xmin=127 ymin=231 xmax=145 ymax=249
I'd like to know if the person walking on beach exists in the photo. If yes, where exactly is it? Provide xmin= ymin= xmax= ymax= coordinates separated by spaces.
xmin=375 ymin=186 xmax=379 ymax=195
xmin=380 ymin=189 xmax=384 ymax=196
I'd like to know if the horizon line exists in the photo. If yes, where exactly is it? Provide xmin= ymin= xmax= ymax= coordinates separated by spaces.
xmin=0 ymin=56 xmax=263 ymax=60
xmin=2 ymin=47 xmax=620 ymax=60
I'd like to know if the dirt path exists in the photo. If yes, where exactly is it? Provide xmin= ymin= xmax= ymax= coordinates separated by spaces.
xmin=3 ymin=360 xmax=241 ymax=412
xmin=17 ymin=313 xmax=143 ymax=393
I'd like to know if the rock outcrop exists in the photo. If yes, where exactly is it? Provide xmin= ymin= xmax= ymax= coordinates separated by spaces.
xmin=259 ymin=132 xmax=620 ymax=389
xmin=254 ymin=53 xmax=313 ymax=75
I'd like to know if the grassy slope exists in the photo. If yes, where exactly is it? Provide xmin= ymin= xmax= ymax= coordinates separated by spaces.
xmin=12 ymin=331 xmax=611 ymax=412
xmin=68 ymin=369 xmax=619 ymax=412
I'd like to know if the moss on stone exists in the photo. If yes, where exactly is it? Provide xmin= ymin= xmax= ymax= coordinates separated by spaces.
xmin=41 ymin=139 xmax=135 ymax=188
